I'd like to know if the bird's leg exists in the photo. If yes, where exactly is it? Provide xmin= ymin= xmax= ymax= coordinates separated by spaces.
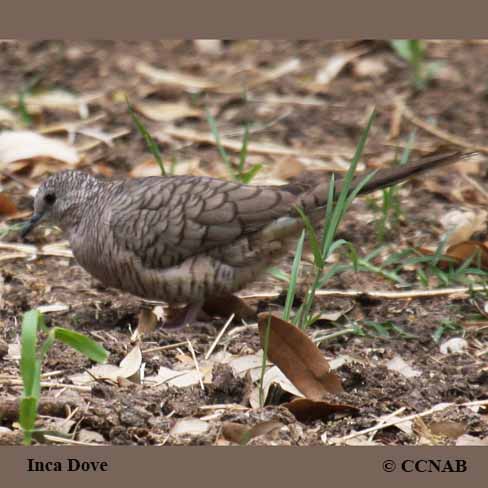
xmin=163 ymin=300 xmax=206 ymax=329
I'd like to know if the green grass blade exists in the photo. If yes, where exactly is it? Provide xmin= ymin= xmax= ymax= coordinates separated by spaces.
xmin=19 ymin=397 xmax=38 ymax=445
xmin=295 ymin=206 xmax=323 ymax=268
xmin=322 ymin=111 xmax=376 ymax=258
xmin=127 ymin=98 xmax=166 ymax=175
xmin=207 ymin=111 xmax=234 ymax=177
xmin=240 ymin=163 xmax=263 ymax=184
xmin=259 ymin=317 xmax=271 ymax=407
xmin=20 ymin=310 xmax=41 ymax=396
xmin=238 ymin=123 xmax=250 ymax=174
xmin=53 ymin=328 xmax=109 ymax=363
xmin=283 ymin=230 xmax=305 ymax=322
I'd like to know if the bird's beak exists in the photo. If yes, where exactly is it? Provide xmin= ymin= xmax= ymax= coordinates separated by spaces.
xmin=20 ymin=212 xmax=43 ymax=239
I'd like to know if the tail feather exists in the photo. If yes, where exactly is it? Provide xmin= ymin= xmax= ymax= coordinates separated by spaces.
xmin=297 ymin=150 xmax=478 ymax=213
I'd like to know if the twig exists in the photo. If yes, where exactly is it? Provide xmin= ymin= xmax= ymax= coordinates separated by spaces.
xmin=368 ymin=407 xmax=407 ymax=441
xmin=401 ymin=101 xmax=488 ymax=153
xmin=460 ymin=172 xmax=488 ymax=202
xmin=143 ymin=341 xmax=188 ymax=354
xmin=162 ymin=126 xmax=353 ymax=160
xmin=0 ymin=379 xmax=91 ymax=392
xmin=42 ymin=434 xmax=107 ymax=446
xmin=240 ymin=285 xmax=487 ymax=301
xmin=332 ymin=399 xmax=488 ymax=443
xmin=186 ymin=339 xmax=204 ymax=391
xmin=205 ymin=313 xmax=235 ymax=360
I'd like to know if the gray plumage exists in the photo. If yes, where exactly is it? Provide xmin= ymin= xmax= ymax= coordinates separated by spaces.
xmin=23 ymin=151 xmax=472 ymax=312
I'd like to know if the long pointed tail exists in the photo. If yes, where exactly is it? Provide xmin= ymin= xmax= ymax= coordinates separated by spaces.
xmin=297 ymin=150 xmax=478 ymax=213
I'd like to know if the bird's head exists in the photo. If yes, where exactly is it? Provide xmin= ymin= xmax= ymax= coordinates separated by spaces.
xmin=21 ymin=170 xmax=100 ymax=238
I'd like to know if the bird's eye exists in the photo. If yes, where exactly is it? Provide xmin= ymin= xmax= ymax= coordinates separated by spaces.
xmin=44 ymin=193 xmax=56 ymax=205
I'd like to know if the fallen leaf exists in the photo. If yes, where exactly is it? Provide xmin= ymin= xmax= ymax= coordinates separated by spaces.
xmin=229 ymin=352 xmax=266 ymax=381
xmin=160 ymin=126 xmax=352 ymax=160
xmin=77 ymin=429 xmax=106 ymax=444
xmin=283 ymin=398 xmax=358 ymax=422
xmin=134 ymin=100 xmax=202 ymax=122
xmin=257 ymin=313 xmax=343 ymax=399
xmin=428 ymin=421 xmax=466 ymax=439
xmin=417 ymin=240 xmax=488 ymax=271
xmin=456 ymin=434 xmax=488 ymax=446
xmin=0 ymin=131 xmax=79 ymax=168
xmin=0 ymin=106 xmax=20 ymax=128
xmin=386 ymin=355 xmax=422 ymax=379
xmin=440 ymin=337 xmax=468 ymax=355
xmin=202 ymin=294 xmax=256 ymax=321
xmin=440 ymin=209 xmax=487 ymax=246
xmin=193 ymin=39 xmax=223 ymax=56
xmin=222 ymin=420 xmax=283 ymax=444
xmin=353 ymin=57 xmax=388 ymax=78
xmin=36 ymin=303 xmax=69 ymax=314
xmin=135 ymin=308 xmax=159 ymax=335
xmin=0 ymin=193 xmax=17 ymax=216
xmin=170 ymin=418 xmax=209 ymax=436
xmin=249 ymin=365 xmax=303 ymax=408
xmin=314 ymin=50 xmax=365 ymax=86
xmin=136 ymin=62 xmax=217 ymax=92
xmin=258 ymin=58 xmax=301 ymax=84
xmin=12 ymin=89 xmax=100 ymax=118
xmin=70 ymin=345 xmax=142 ymax=385
xmin=444 ymin=241 xmax=488 ymax=269
xmin=145 ymin=365 xmax=212 ymax=388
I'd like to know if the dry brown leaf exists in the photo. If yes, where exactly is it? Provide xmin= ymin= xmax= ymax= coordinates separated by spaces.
xmin=352 ymin=57 xmax=388 ymax=78
xmin=136 ymin=62 xmax=217 ymax=91
xmin=417 ymin=240 xmax=488 ymax=271
xmin=439 ymin=337 xmax=468 ymax=355
xmin=136 ymin=308 xmax=159 ymax=335
xmin=134 ymin=100 xmax=202 ymax=122
xmin=445 ymin=241 xmax=488 ymax=269
xmin=257 ymin=313 xmax=343 ymax=399
xmin=193 ymin=39 xmax=223 ymax=56
xmin=440 ymin=209 xmax=487 ymax=246
xmin=386 ymin=355 xmax=422 ymax=379
xmin=170 ymin=419 xmax=209 ymax=436
xmin=283 ymin=398 xmax=358 ymax=422
xmin=202 ymin=294 xmax=256 ymax=321
xmin=422 ymin=175 xmax=488 ymax=205
xmin=160 ymin=126 xmax=351 ymax=160
xmin=428 ymin=421 xmax=466 ymax=439
xmin=0 ymin=131 xmax=79 ymax=168
xmin=69 ymin=344 xmax=142 ymax=385
xmin=10 ymin=89 xmax=101 ymax=117
xmin=222 ymin=420 xmax=283 ymax=444
xmin=314 ymin=50 xmax=366 ymax=86
xmin=456 ymin=434 xmax=488 ymax=446
xmin=0 ymin=193 xmax=17 ymax=216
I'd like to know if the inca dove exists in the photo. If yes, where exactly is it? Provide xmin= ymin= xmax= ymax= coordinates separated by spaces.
xmin=21 ymin=151 xmax=473 ymax=325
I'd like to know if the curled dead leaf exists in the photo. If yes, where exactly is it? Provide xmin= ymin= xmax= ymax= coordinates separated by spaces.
xmin=203 ymin=294 xmax=256 ymax=321
xmin=222 ymin=420 xmax=283 ymax=445
xmin=417 ymin=240 xmax=488 ymax=271
xmin=283 ymin=398 xmax=358 ymax=422
xmin=0 ymin=131 xmax=79 ymax=168
xmin=257 ymin=313 xmax=343 ymax=400
xmin=0 ymin=193 xmax=17 ymax=216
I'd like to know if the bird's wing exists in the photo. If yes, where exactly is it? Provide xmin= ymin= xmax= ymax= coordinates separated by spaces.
xmin=109 ymin=175 xmax=296 ymax=269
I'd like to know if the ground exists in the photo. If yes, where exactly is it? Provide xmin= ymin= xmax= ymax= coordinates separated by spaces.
xmin=0 ymin=40 xmax=487 ymax=446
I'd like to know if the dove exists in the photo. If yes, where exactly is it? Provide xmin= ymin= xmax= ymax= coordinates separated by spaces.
xmin=21 ymin=150 xmax=474 ymax=326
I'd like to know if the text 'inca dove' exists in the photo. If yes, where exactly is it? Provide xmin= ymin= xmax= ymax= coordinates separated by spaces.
xmin=22 ymin=151 xmax=474 ymax=324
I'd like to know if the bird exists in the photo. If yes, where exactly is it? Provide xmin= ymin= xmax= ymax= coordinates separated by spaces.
xmin=21 ymin=150 xmax=475 ymax=327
